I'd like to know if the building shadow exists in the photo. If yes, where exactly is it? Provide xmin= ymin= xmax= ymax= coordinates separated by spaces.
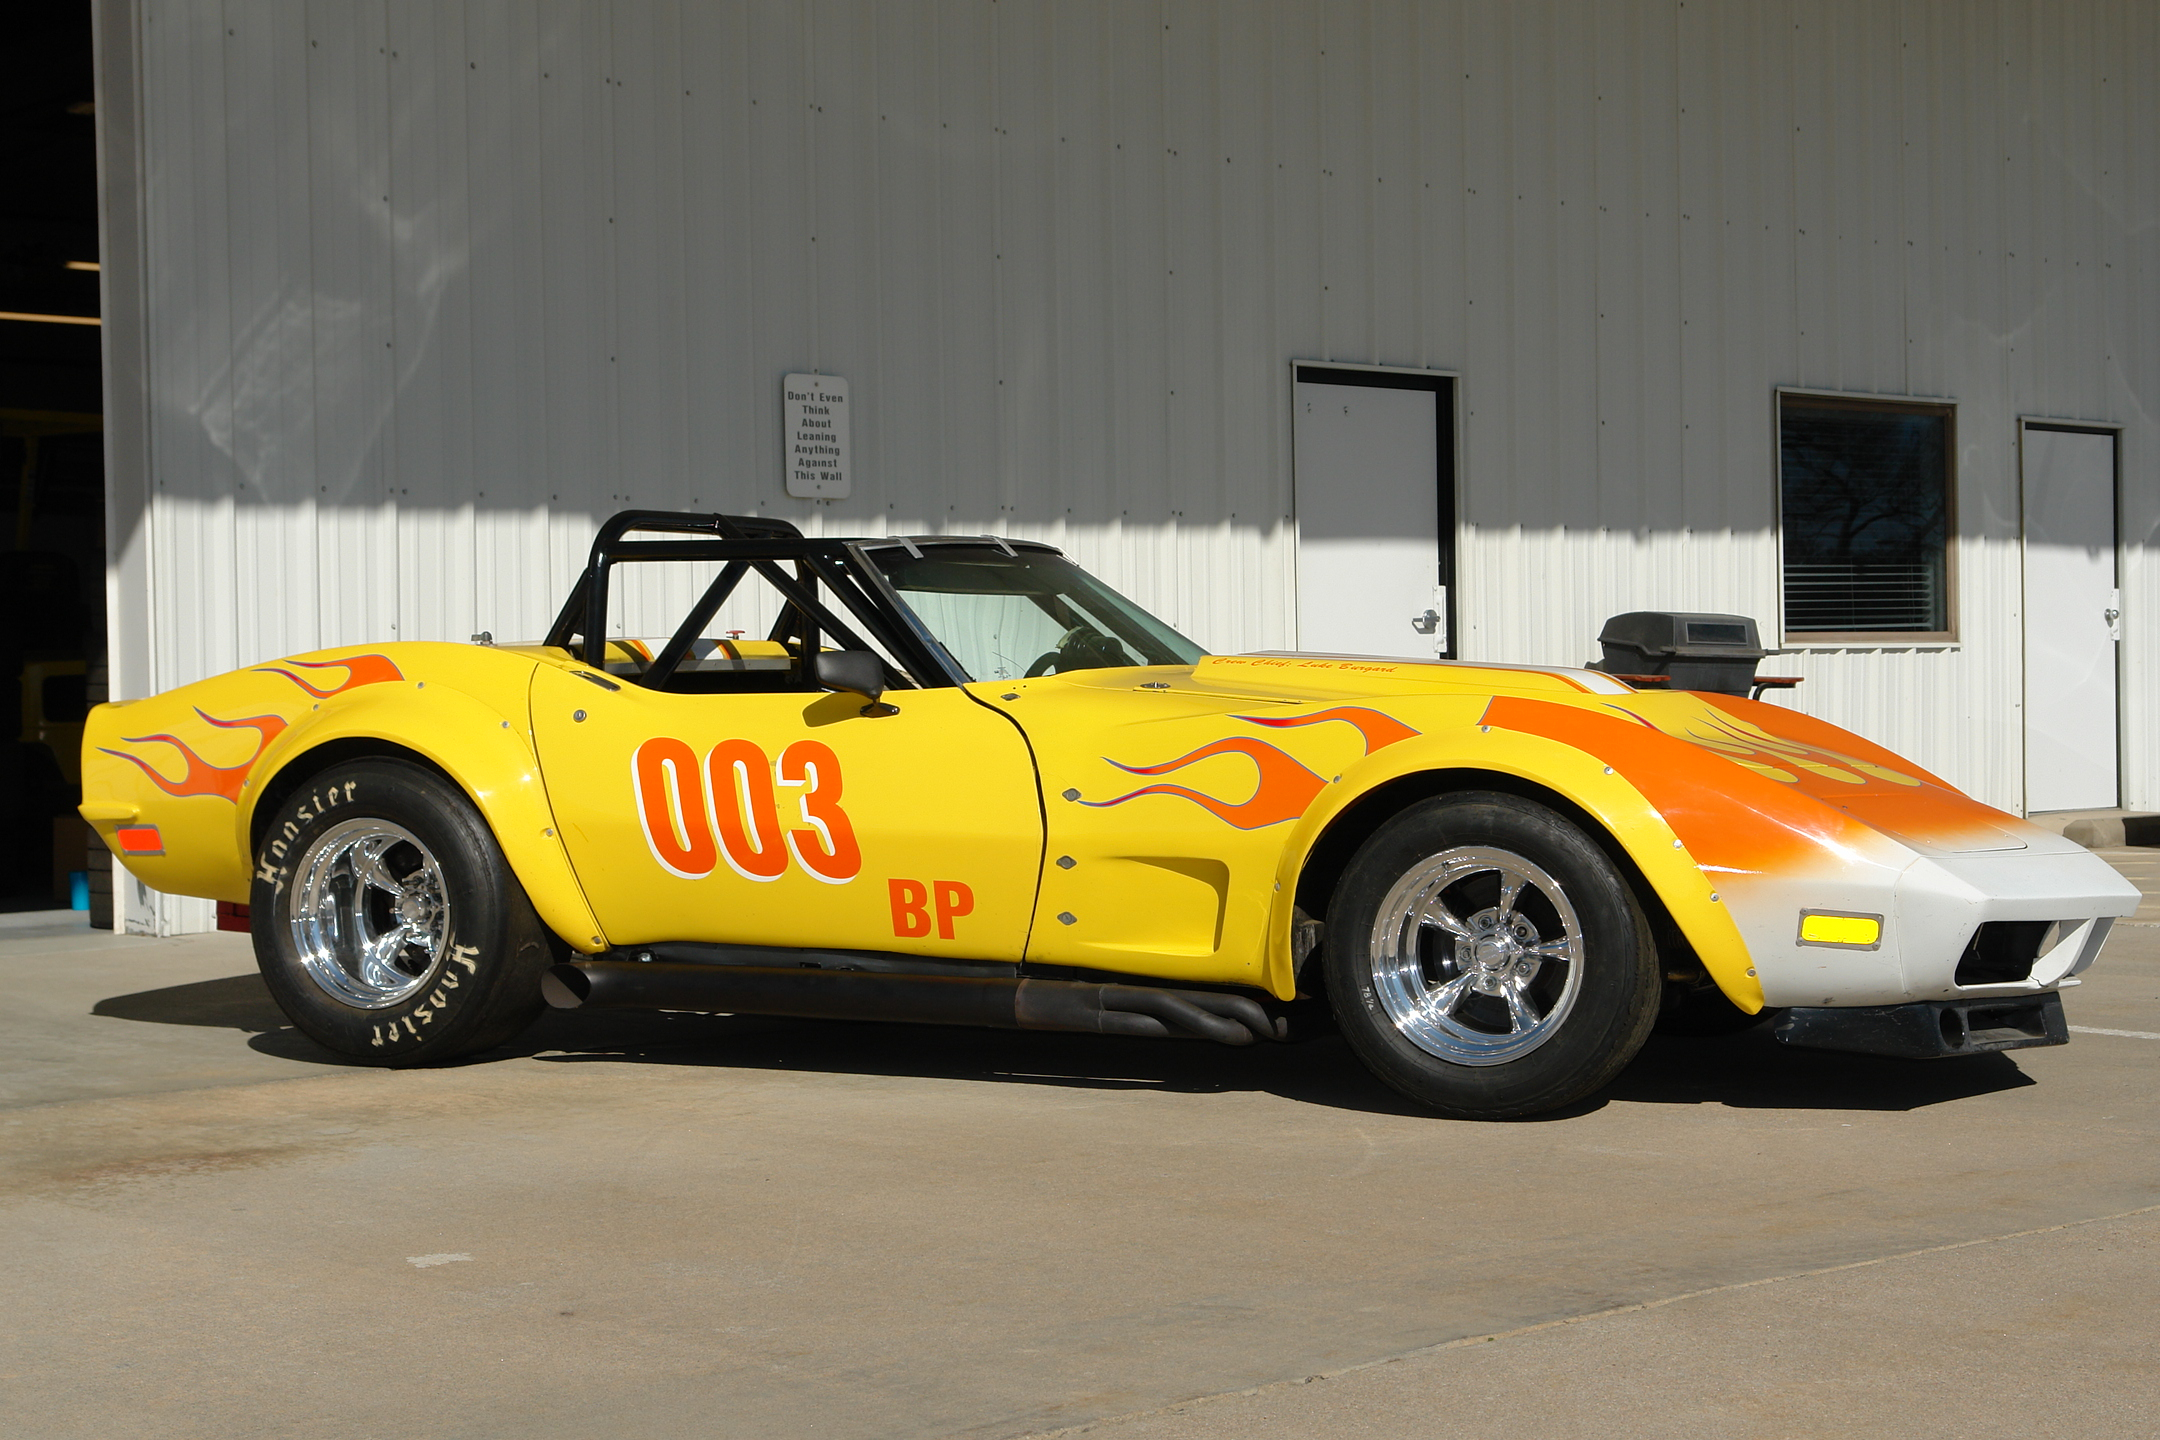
xmin=92 ymin=970 xmax=2036 ymax=1119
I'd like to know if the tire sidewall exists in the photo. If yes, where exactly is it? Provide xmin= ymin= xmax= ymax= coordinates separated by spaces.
xmin=250 ymin=759 xmax=543 ymax=1064
xmin=1325 ymin=793 xmax=1659 ymax=1118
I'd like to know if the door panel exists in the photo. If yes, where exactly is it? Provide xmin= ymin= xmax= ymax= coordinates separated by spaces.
xmin=530 ymin=667 xmax=1044 ymax=959
xmin=1294 ymin=373 xmax=1450 ymax=657
xmin=2022 ymin=427 xmax=2118 ymax=812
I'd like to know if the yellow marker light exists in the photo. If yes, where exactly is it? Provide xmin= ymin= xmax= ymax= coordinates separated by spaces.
xmin=1797 ymin=910 xmax=1883 ymax=949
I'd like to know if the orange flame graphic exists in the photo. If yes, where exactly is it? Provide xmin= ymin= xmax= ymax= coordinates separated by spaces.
xmin=1085 ymin=737 xmax=1326 ymax=830
xmin=1237 ymin=706 xmax=1418 ymax=754
xmin=254 ymin=653 xmax=404 ymax=698
xmin=104 ymin=710 xmax=289 ymax=804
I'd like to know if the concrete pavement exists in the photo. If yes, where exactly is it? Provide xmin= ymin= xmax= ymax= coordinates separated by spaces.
xmin=2 ymin=911 xmax=2155 ymax=1438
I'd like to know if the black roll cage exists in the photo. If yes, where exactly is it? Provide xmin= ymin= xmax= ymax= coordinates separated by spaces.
xmin=541 ymin=510 xmax=1062 ymax=692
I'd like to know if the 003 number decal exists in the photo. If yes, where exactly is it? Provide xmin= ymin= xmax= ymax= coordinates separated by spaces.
xmin=632 ymin=736 xmax=862 ymax=884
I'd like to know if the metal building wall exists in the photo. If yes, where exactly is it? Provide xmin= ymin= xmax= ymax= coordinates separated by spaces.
xmin=97 ymin=1 xmax=2157 ymax=930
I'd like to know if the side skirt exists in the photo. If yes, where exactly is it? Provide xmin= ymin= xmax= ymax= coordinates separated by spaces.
xmin=540 ymin=949 xmax=1288 ymax=1046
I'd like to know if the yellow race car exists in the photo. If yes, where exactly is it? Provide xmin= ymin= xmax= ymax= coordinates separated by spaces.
xmin=80 ymin=512 xmax=2138 ymax=1118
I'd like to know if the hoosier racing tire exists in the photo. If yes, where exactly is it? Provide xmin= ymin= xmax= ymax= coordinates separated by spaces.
xmin=249 ymin=758 xmax=555 ymax=1064
xmin=1326 ymin=792 xmax=1661 ymax=1120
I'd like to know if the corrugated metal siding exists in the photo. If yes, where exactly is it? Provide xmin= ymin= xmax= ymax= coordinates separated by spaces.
xmin=111 ymin=0 xmax=2156 ymax=820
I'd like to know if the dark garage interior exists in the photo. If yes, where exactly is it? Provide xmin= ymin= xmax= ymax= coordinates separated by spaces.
xmin=1 ymin=4 xmax=104 ymax=913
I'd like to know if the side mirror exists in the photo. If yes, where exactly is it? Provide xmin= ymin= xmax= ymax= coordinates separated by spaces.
xmin=814 ymin=650 xmax=887 ymax=705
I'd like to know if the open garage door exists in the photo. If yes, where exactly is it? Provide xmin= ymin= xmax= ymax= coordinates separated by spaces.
xmin=1291 ymin=365 xmax=1457 ymax=660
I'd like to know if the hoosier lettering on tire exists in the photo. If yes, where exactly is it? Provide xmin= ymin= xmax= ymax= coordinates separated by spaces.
xmin=249 ymin=758 xmax=555 ymax=1064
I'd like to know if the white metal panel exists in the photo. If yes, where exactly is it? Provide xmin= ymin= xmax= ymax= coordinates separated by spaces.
xmin=93 ymin=0 xmax=2157 ymax=870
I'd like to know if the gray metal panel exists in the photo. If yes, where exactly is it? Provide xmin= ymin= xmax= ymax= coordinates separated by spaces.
xmin=99 ymin=0 xmax=2157 ymax=853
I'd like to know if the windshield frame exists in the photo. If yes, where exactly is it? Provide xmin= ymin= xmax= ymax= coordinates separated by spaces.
xmin=851 ymin=537 xmax=1207 ymax=684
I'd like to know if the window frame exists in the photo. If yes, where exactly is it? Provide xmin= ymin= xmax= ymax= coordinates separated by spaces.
xmin=1774 ymin=387 xmax=1960 ymax=647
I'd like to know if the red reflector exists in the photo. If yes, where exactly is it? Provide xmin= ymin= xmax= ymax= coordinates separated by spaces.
xmin=115 ymin=825 xmax=164 ymax=856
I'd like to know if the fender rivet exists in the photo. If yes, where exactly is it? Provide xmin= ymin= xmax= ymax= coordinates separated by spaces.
xmin=1061 ymin=788 xmax=1080 ymax=802
xmin=1604 ymin=766 xmax=1614 ymax=775
xmin=1057 ymin=911 xmax=1078 ymax=926
xmin=573 ymin=710 xmax=587 ymax=722
xmin=1056 ymin=855 xmax=1075 ymax=869
xmin=1709 ymin=893 xmax=1721 ymax=902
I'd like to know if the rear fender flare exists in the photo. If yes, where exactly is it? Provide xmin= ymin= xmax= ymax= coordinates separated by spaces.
xmin=1270 ymin=728 xmax=1761 ymax=1012
xmin=241 ymin=686 xmax=608 ymax=954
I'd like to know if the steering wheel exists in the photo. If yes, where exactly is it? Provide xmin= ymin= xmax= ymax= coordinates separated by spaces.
xmin=1024 ymin=626 xmax=1117 ymax=678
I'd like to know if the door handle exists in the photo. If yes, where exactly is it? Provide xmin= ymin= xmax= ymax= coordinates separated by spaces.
xmin=1410 ymin=609 xmax=1441 ymax=635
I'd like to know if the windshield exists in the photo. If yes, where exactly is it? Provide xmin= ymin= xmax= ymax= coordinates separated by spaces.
xmin=869 ymin=545 xmax=1207 ymax=682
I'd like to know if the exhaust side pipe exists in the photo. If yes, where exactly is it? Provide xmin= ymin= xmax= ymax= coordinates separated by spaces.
xmin=542 ymin=962 xmax=1285 ymax=1045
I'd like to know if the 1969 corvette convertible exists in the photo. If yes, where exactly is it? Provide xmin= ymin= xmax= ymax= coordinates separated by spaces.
xmin=80 ymin=512 xmax=2139 ymax=1118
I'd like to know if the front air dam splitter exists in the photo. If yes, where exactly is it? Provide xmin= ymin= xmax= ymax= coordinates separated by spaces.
xmin=1773 ymin=992 xmax=2069 ymax=1059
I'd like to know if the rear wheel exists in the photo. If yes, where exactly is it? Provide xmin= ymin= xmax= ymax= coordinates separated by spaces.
xmin=250 ymin=758 xmax=554 ymax=1064
xmin=1325 ymin=793 xmax=1660 ymax=1119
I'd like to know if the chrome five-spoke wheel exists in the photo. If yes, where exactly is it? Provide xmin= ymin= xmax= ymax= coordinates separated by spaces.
xmin=291 ymin=817 xmax=450 ymax=1009
xmin=1368 ymin=845 xmax=1583 ymax=1066
xmin=1329 ymin=793 xmax=1659 ymax=1118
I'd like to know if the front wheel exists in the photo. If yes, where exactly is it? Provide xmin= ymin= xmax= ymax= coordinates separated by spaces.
xmin=250 ymin=758 xmax=556 ymax=1064
xmin=1325 ymin=793 xmax=1660 ymax=1119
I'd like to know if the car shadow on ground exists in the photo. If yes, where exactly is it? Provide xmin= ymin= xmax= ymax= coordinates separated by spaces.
xmin=93 ymin=971 xmax=2037 ymax=1119
xmin=1602 ymin=1028 xmax=2037 ymax=1113
xmin=93 ymin=972 xmax=294 ymax=1031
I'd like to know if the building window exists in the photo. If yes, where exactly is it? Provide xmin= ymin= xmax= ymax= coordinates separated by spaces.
xmin=1778 ymin=392 xmax=1955 ymax=641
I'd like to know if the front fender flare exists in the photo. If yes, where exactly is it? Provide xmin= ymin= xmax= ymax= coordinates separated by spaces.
xmin=1267 ymin=725 xmax=1762 ymax=1012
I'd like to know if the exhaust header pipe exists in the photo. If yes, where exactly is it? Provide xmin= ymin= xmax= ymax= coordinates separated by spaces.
xmin=541 ymin=962 xmax=1286 ymax=1046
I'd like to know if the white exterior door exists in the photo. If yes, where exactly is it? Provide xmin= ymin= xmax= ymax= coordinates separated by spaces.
xmin=2022 ymin=424 xmax=2120 ymax=812
xmin=1293 ymin=369 xmax=1452 ymax=658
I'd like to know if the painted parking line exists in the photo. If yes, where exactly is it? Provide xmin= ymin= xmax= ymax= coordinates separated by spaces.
xmin=2069 ymin=1025 xmax=2160 ymax=1041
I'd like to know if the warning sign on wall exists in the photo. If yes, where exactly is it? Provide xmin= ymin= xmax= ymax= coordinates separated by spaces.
xmin=783 ymin=374 xmax=850 ymax=499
